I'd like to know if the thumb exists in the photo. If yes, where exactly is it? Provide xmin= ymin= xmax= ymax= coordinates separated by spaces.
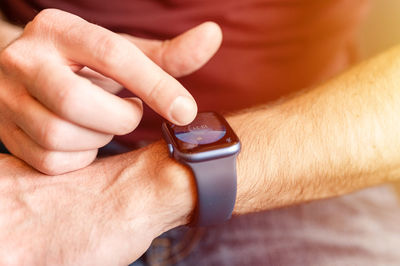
xmin=121 ymin=22 xmax=223 ymax=77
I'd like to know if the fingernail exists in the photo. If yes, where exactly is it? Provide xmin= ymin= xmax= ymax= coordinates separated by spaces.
xmin=170 ymin=96 xmax=197 ymax=125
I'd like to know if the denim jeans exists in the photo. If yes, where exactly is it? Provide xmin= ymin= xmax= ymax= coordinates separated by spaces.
xmin=142 ymin=185 xmax=400 ymax=266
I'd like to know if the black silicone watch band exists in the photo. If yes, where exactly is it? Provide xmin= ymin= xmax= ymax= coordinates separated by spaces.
xmin=185 ymin=154 xmax=238 ymax=227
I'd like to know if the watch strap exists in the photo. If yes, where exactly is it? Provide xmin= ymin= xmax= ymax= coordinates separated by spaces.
xmin=185 ymin=154 xmax=238 ymax=226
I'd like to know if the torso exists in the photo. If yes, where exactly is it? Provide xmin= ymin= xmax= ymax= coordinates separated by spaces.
xmin=1 ymin=0 xmax=370 ymax=143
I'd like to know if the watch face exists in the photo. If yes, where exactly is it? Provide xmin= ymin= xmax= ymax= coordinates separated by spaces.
xmin=164 ymin=112 xmax=239 ymax=154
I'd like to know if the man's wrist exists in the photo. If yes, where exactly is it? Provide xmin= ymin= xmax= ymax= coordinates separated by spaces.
xmin=149 ymin=141 xmax=197 ymax=230
xmin=119 ymin=141 xmax=196 ymax=234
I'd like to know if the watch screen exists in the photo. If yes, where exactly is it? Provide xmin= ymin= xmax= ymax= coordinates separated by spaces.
xmin=174 ymin=113 xmax=226 ymax=145
xmin=165 ymin=112 xmax=239 ymax=153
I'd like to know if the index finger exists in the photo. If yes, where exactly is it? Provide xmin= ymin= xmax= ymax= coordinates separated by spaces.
xmin=52 ymin=10 xmax=197 ymax=125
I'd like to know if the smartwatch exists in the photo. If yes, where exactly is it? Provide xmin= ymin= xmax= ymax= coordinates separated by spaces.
xmin=162 ymin=111 xmax=241 ymax=226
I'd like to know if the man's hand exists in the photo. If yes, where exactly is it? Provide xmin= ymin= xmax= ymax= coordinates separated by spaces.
xmin=0 ymin=143 xmax=195 ymax=265
xmin=0 ymin=9 xmax=222 ymax=175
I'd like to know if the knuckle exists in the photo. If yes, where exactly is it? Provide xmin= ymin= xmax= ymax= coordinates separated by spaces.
xmin=30 ymin=9 xmax=62 ymax=30
xmin=39 ymin=120 xmax=63 ymax=150
xmin=157 ymin=40 xmax=170 ymax=69
xmin=0 ymin=46 xmax=14 ymax=66
xmin=0 ymin=44 xmax=23 ymax=73
xmin=26 ymin=9 xmax=77 ymax=40
xmin=53 ymin=85 xmax=79 ymax=118
xmin=147 ymin=76 xmax=167 ymax=105
xmin=0 ymin=89 xmax=31 ymax=120
xmin=159 ymin=40 xmax=186 ymax=76
xmin=30 ymin=66 xmax=80 ymax=119
xmin=94 ymin=35 xmax=126 ymax=69
xmin=10 ymin=91 xmax=30 ymax=113
xmin=0 ymin=41 xmax=39 ymax=79
xmin=158 ymin=39 xmax=198 ymax=77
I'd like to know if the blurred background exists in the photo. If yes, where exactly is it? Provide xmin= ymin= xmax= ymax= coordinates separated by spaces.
xmin=360 ymin=0 xmax=400 ymax=58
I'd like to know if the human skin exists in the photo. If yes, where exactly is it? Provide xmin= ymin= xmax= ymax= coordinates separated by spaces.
xmin=2 ymin=2 xmax=400 ymax=264
xmin=1 ymin=40 xmax=400 ymax=265
xmin=0 ymin=144 xmax=195 ymax=265
xmin=0 ymin=9 xmax=222 ymax=175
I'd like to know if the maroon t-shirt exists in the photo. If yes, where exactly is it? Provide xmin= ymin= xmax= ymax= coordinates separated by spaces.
xmin=1 ymin=0 xmax=370 ymax=145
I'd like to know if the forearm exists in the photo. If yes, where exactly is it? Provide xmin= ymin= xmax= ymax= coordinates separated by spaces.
xmin=0 ymin=11 xmax=22 ymax=48
xmin=225 ymin=44 xmax=400 ymax=214
xmin=139 ymin=44 xmax=400 ymax=230
xmin=231 ymin=44 xmax=400 ymax=214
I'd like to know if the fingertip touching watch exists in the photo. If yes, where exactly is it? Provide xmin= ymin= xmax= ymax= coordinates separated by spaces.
xmin=162 ymin=111 xmax=241 ymax=227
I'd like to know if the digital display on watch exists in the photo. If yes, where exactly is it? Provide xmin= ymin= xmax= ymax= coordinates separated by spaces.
xmin=165 ymin=112 xmax=239 ymax=153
